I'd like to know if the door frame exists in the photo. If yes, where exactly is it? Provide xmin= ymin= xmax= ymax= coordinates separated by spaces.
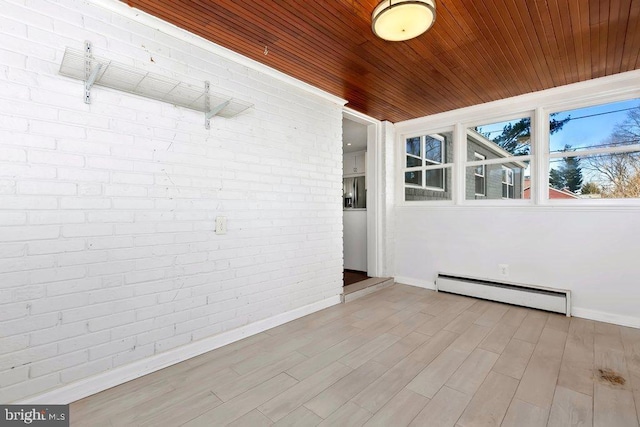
xmin=342 ymin=107 xmax=383 ymax=278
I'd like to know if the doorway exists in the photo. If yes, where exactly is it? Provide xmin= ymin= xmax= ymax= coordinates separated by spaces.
xmin=342 ymin=109 xmax=384 ymax=293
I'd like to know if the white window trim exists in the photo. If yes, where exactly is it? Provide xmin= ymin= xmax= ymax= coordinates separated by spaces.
xmin=474 ymin=153 xmax=486 ymax=196
xmin=403 ymin=133 xmax=449 ymax=194
xmin=396 ymin=70 xmax=640 ymax=207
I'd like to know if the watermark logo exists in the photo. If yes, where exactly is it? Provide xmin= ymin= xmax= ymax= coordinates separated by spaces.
xmin=1 ymin=405 xmax=68 ymax=426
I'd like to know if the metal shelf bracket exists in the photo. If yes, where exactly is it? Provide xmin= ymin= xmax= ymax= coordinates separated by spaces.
xmin=84 ymin=41 xmax=102 ymax=104
xmin=205 ymin=81 xmax=231 ymax=129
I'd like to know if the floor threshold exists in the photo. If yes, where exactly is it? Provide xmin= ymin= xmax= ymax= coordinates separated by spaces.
xmin=342 ymin=277 xmax=394 ymax=303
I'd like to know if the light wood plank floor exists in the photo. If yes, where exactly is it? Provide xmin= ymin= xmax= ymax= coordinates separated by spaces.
xmin=70 ymin=284 xmax=640 ymax=427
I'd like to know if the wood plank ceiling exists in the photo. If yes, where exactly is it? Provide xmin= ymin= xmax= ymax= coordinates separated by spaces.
xmin=124 ymin=0 xmax=640 ymax=123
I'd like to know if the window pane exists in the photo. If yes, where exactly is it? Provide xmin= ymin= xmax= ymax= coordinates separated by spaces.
xmin=405 ymin=171 xmax=421 ymax=186
xmin=549 ymin=151 xmax=640 ymax=199
xmin=425 ymin=168 xmax=444 ymax=189
xmin=405 ymin=168 xmax=451 ymax=201
xmin=475 ymin=175 xmax=485 ymax=195
xmin=465 ymin=161 xmax=528 ymax=200
xmin=406 ymin=137 xmax=421 ymax=157
xmin=425 ymin=136 xmax=442 ymax=163
xmin=406 ymin=156 xmax=421 ymax=167
xmin=467 ymin=116 xmax=532 ymax=159
xmin=549 ymin=98 xmax=640 ymax=154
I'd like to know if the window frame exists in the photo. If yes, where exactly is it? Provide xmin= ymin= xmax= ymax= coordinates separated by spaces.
xmin=501 ymin=166 xmax=515 ymax=199
xmin=395 ymin=77 xmax=640 ymax=207
xmin=403 ymin=133 xmax=449 ymax=194
xmin=474 ymin=152 xmax=486 ymax=196
xmin=545 ymin=98 xmax=640 ymax=203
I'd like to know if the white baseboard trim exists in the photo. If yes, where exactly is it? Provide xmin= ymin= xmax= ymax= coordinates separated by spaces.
xmin=572 ymin=307 xmax=640 ymax=329
xmin=395 ymin=277 xmax=640 ymax=329
xmin=20 ymin=295 xmax=341 ymax=405
xmin=394 ymin=276 xmax=436 ymax=290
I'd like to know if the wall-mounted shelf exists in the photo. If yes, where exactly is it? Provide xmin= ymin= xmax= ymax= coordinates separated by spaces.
xmin=59 ymin=42 xmax=252 ymax=128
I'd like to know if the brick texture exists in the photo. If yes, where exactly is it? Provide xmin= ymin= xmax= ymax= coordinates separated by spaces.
xmin=0 ymin=0 xmax=343 ymax=402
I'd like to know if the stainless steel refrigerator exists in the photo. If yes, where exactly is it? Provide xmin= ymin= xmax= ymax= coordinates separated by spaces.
xmin=343 ymin=176 xmax=366 ymax=209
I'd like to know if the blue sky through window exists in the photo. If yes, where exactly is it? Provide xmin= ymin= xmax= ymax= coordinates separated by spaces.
xmin=550 ymin=98 xmax=640 ymax=152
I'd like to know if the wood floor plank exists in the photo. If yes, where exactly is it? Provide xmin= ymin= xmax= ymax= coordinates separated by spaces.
xmin=285 ymin=333 xmax=369 ymax=381
xmin=303 ymin=360 xmax=387 ymax=419
xmin=259 ymin=362 xmax=352 ymax=422
xmin=593 ymin=382 xmax=639 ymax=427
xmin=409 ymin=386 xmax=471 ymax=427
xmin=409 ymin=329 xmax=459 ymax=365
xmin=514 ymin=327 xmax=567 ymax=409
xmin=417 ymin=310 xmax=467 ymax=336
xmin=272 ymin=406 xmax=322 ymax=427
xmin=547 ymin=386 xmax=593 ymax=427
xmin=184 ymin=373 xmax=298 ymax=427
xmin=406 ymin=347 xmax=469 ymax=398
xmin=545 ymin=313 xmax=571 ymax=332
xmin=513 ymin=311 xmax=548 ymax=344
xmin=557 ymin=317 xmax=595 ymax=396
xmin=228 ymin=409 xmax=274 ymax=427
xmin=449 ymin=324 xmax=491 ymax=353
xmin=456 ymin=371 xmax=519 ymax=427
xmin=593 ymin=321 xmax=638 ymax=426
xmin=445 ymin=348 xmax=499 ymax=395
xmin=351 ymin=356 xmax=427 ymax=413
xmin=478 ymin=307 xmax=528 ymax=354
xmin=114 ymin=384 xmax=222 ymax=425
xmin=444 ymin=310 xmax=487 ymax=334
xmin=492 ymin=338 xmax=535 ymax=380
xmin=185 ymin=332 xmax=270 ymax=368
xmin=621 ymin=326 xmax=640 ymax=423
xmin=213 ymin=351 xmax=308 ymax=402
xmin=339 ymin=333 xmax=401 ymax=369
xmin=296 ymin=326 xmax=361 ymax=357
xmin=71 ymin=379 xmax=176 ymax=423
xmin=317 ymin=402 xmax=372 ymax=427
xmin=388 ymin=312 xmax=434 ymax=337
xmin=501 ymin=399 xmax=549 ymax=427
xmin=372 ymin=331 xmax=430 ymax=367
xmin=473 ymin=303 xmax=509 ymax=328
xmin=137 ymin=390 xmax=223 ymax=426
xmin=362 ymin=389 xmax=429 ymax=427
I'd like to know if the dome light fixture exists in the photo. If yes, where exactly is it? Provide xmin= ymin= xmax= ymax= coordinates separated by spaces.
xmin=372 ymin=0 xmax=436 ymax=42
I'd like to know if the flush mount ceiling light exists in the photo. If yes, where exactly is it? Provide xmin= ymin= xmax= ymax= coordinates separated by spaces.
xmin=372 ymin=0 xmax=436 ymax=42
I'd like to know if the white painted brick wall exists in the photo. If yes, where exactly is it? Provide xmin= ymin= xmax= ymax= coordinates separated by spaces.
xmin=0 ymin=0 xmax=343 ymax=402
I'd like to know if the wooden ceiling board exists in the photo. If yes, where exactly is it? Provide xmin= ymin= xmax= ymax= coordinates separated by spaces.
xmin=124 ymin=0 xmax=640 ymax=123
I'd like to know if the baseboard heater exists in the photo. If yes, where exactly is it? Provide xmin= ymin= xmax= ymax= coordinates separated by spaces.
xmin=436 ymin=273 xmax=571 ymax=316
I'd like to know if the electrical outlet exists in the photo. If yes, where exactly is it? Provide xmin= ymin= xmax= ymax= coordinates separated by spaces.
xmin=215 ymin=216 xmax=227 ymax=235
xmin=498 ymin=264 xmax=509 ymax=277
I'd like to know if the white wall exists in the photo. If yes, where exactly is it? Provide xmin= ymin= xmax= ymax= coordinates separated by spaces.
xmin=392 ymin=71 xmax=640 ymax=329
xmin=0 ymin=0 xmax=344 ymax=402
xmin=395 ymin=207 xmax=640 ymax=327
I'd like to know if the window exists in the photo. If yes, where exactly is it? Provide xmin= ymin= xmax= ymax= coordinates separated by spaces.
xmin=474 ymin=153 xmax=486 ymax=196
xmin=404 ymin=131 xmax=453 ymax=201
xmin=502 ymin=167 xmax=514 ymax=198
xmin=465 ymin=117 xmax=531 ymax=200
xmin=399 ymin=90 xmax=640 ymax=205
xmin=424 ymin=135 xmax=445 ymax=190
xmin=548 ymin=97 xmax=640 ymax=199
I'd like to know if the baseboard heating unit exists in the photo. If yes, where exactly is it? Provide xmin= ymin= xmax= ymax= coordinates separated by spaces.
xmin=436 ymin=274 xmax=571 ymax=316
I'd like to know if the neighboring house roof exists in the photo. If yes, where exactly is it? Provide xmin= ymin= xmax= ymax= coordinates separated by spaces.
xmin=523 ymin=179 xmax=579 ymax=199
xmin=466 ymin=130 xmax=527 ymax=168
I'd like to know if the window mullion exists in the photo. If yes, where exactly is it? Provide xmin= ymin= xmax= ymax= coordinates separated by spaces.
xmin=534 ymin=107 xmax=547 ymax=205
xmin=453 ymin=123 xmax=466 ymax=205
